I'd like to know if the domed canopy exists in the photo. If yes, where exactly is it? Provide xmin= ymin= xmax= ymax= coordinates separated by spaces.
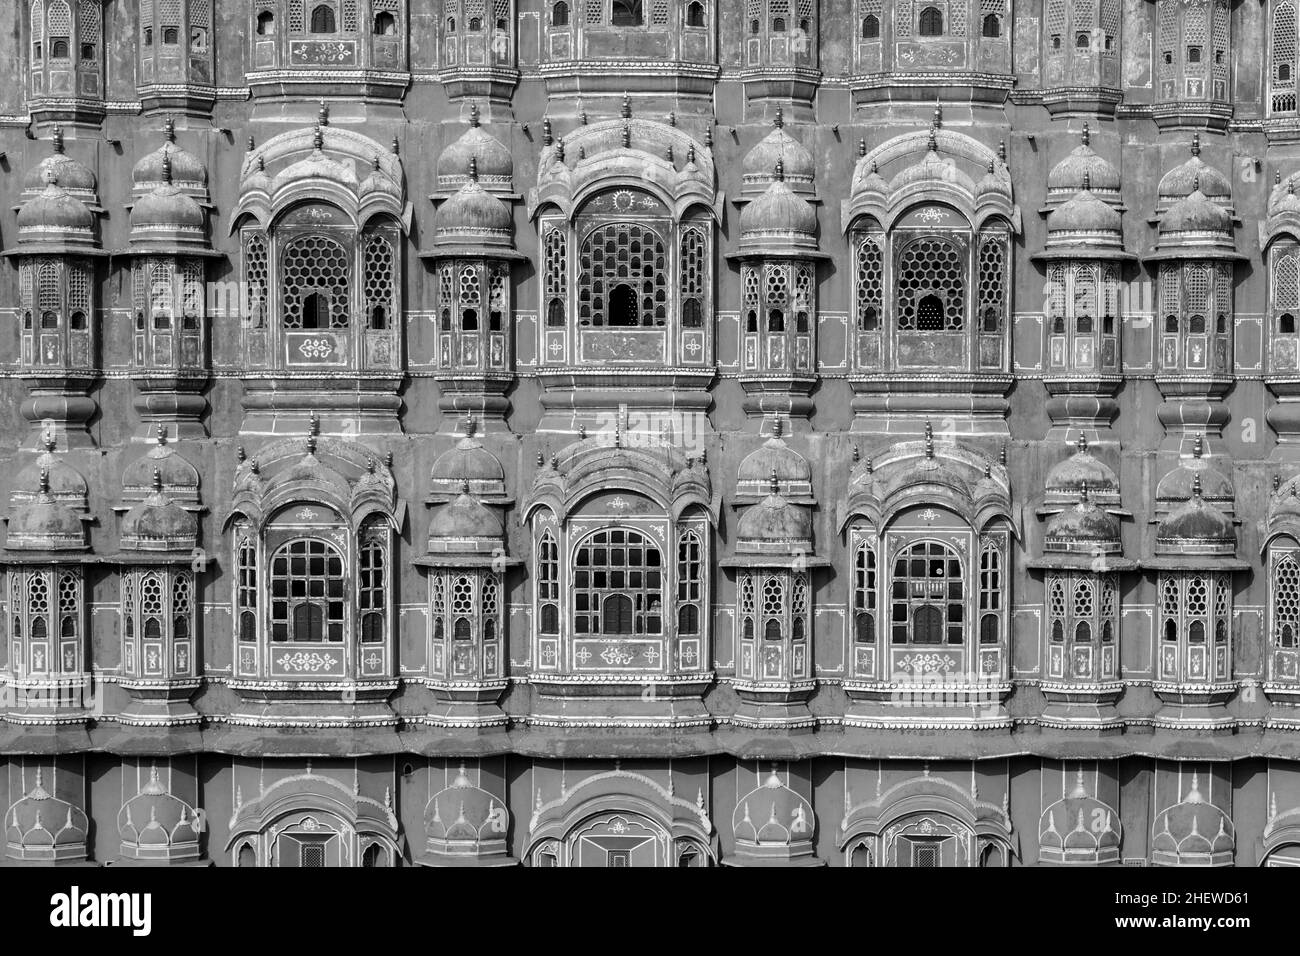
xmin=733 ymin=166 xmax=823 ymax=259
xmin=1157 ymin=135 xmax=1232 ymax=211
xmin=428 ymin=163 xmax=521 ymax=260
xmin=117 ymin=766 xmax=201 ymax=862
xmin=426 ymin=489 xmax=505 ymax=561
xmin=122 ymin=428 xmax=201 ymax=507
xmin=730 ymin=767 xmax=817 ymax=864
xmin=21 ymin=127 xmax=98 ymax=206
xmin=1046 ymin=125 xmax=1121 ymax=208
xmin=1043 ymin=489 xmax=1122 ymax=556
xmin=741 ymin=110 xmax=815 ymax=200
xmin=13 ymin=438 xmax=88 ymax=510
xmin=120 ymin=470 xmax=199 ymax=553
xmin=5 ymin=469 xmax=87 ymax=552
xmin=736 ymin=426 xmax=812 ymax=503
xmin=428 ymin=428 xmax=509 ymax=502
xmin=5 ymin=770 xmax=89 ymax=863
xmin=1038 ymin=177 xmax=1129 ymax=260
xmin=1151 ymin=774 xmax=1234 ymax=867
xmin=132 ymin=118 xmax=209 ymax=202
xmin=10 ymin=173 xmax=101 ymax=256
xmin=1043 ymin=437 xmax=1121 ymax=505
xmin=728 ymin=475 xmax=817 ymax=565
xmin=129 ymin=155 xmax=214 ymax=255
xmin=1154 ymin=476 xmax=1236 ymax=558
xmin=436 ymin=106 xmax=514 ymax=197
xmin=1038 ymin=768 xmax=1121 ymax=866
xmin=423 ymin=764 xmax=512 ymax=866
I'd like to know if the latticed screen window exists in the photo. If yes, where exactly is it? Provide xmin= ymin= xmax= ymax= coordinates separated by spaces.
xmin=578 ymin=223 xmax=668 ymax=327
xmin=32 ymin=0 xmax=45 ymax=59
xmin=237 ymin=526 xmax=258 ymax=643
xmin=537 ymin=530 xmax=559 ymax=634
xmin=978 ymin=546 xmax=1001 ymax=644
xmin=676 ymin=529 xmax=703 ymax=634
xmin=679 ymin=226 xmax=707 ymax=328
xmin=979 ymin=0 xmax=1004 ymax=37
xmin=544 ymin=227 xmax=567 ymax=327
xmin=358 ymin=524 xmax=387 ymax=644
xmin=9 ymin=568 xmax=82 ymax=676
xmin=270 ymin=539 xmax=346 ymax=643
xmin=1275 ymin=0 xmax=1298 ymax=113
xmin=855 ymin=232 xmax=884 ymax=331
xmin=1158 ymin=572 xmax=1232 ymax=680
xmin=977 ymin=232 xmax=1007 ymax=332
xmin=573 ymin=529 xmax=663 ymax=635
xmin=48 ymin=0 xmax=70 ymax=59
xmin=244 ymin=233 xmax=269 ymax=326
xmin=1274 ymin=243 xmax=1300 ymax=357
xmin=854 ymin=543 xmax=877 ymax=643
xmin=77 ymin=0 xmax=99 ymax=59
xmin=282 ymin=236 xmax=350 ymax=330
xmin=896 ymin=236 xmax=965 ymax=331
xmin=362 ymin=232 xmax=396 ymax=330
xmin=859 ymin=0 xmax=881 ymax=37
xmin=586 ymin=0 xmax=603 ymax=23
xmin=1274 ymin=552 xmax=1300 ymax=647
xmin=891 ymin=541 xmax=964 ymax=645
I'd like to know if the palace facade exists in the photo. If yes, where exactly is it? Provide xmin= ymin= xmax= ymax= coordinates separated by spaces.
xmin=3 ymin=0 xmax=1300 ymax=867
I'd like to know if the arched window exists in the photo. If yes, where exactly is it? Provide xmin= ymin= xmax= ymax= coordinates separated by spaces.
xmin=854 ymin=543 xmax=877 ymax=643
xmin=282 ymin=235 xmax=350 ymax=331
xmin=686 ymin=1 xmax=705 ymax=27
xmin=982 ymin=13 xmax=1000 ymax=37
xmin=573 ymin=529 xmax=663 ymax=636
xmin=538 ymin=531 xmax=560 ymax=635
xmin=553 ymin=1 xmax=570 ymax=26
xmin=310 ymin=3 xmax=337 ymax=33
xmin=373 ymin=10 xmax=396 ymax=35
xmin=1276 ymin=553 xmax=1300 ymax=648
xmin=978 ymin=547 xmax=1002 ymax=645
xmin=358 ymin=523 xmax=387 ymax=644
xmin=918 ymin=5 xmax=943 ymax=36
xmin=270 ymin=538 xmax=345 ymax=643
xmin=609 ymin=285 xmax=639 ymax=326
xmin=577 ymin=222 xmax=668 ymax=329
xmin=677 ymin=530 xmax=704 ymax=635
xmin=257 ymin=10 xmax=276 ymax=34
xmin=612 ymin=0 xmax=643 ymax=26
xmin=897 ymin=236 xmax=965 ymax=332
xmin=238 ymin=844 xmax=257 ymax=867
xmin=862 ymin=14 xmax=880 ymax=38
xmin=891 ymin=541 xmax=963 ymax=645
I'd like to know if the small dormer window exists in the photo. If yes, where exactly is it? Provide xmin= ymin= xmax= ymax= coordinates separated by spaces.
xmin=310 ymin=4 xmax=337 ymax=34
xmin=51 ymin=38 xmax=69 ymax=58
xmin=918 ymin=6 xmax=943 ymax=37
xmin=1076 ymin=33 xmax=1089 ymax=48
xmin=163 ymin=26 xmax=179 ymax=44
xmin=553 ymin=1 xmax=570 ymax=26
xmin=1164 ymin=50 xmax=1174 ymax=65
xmin=256 ymin=10 xmax=275 ymax=35
xmin=612 ymin=0 xmax=643 ymax=26
xmin=772 ymin=16 xmax=786 ymax=31
xmin=1188 ymin=46 xmax=1202 ymax=64
xmin=687 ymin=2 xmax=705 ymax=27
xmin=862 ymin=14 xmax=879 ymax=38
xmin=1051 ymin=34 xmax=1061 ymax=50
xmin=982 ymin=14 xmax=1000 ymax=38
xmin=373 ymin=11 xmax=396 ymax=35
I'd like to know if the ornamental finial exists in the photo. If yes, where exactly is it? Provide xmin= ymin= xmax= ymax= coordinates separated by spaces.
xmin=621 ymin=92 xmax=632 ymax=119
xmin=156 ymin=422 xmax=168 ymax=446
xmin=163 ymin=116 xmax=176 ymax=142
xmin=859 ymin=137 xmax=867 ymax=158
xmin=770 ymin=467 xmax=779 ymax=496
xmin=469 ymin=102 xmax=480 ymax=128
xmin=924 ymin=420 xmax=934 ymax=459
xmin=774 ymin=106 xmax=784 ymax=130
xmin=313 ymin=124 xmax=324 ymax=151
xmin=161 ymin=151 xmax=173 ymax=185
xmin=1081 ymin=122 xmax=1090 ymax=147
xmin=621 ymin=123 xmax=631 ymax=148
xmin=52 ymin=125 xmax=64 ymax=153
xmin=469 ymin=155 xmax=478 ymax=182
xmin=1077 ymin=434 xmax=1088 ymax=454
xmin=542 ymin=118 xmax=553 ymax=146
xmin=152 ymin=467 xmax=163 ymax=494
xmin=774 ymin=159 xmax=784 ymax=182
xmin=1083 ymin=170 xmax=1090 ymax=192
xmin=318 ymin=100 xmax=330 ymax=126
xmin=1191 ymin=133 xmax=1201 ymax=157
xmin=39 ymin=467 xmax=50 ymax=495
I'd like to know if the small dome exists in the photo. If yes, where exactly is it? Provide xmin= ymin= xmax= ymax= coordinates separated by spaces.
xmin=737 ymin=168 xmax=819 ymax=257
xmin=129 ymin=161 xmax=209 ymax=251
xmin=428 ymin=491 xmax=503 ymax=545
xmin=16 ymin=176 xmax=96 ymax=249
xmin=12 ymin=440 xmax=88 ymax=509
xmin=1038 ymin=770 xmax=1120 ymax=864
xmin=1155 ymin=478 xmax=1236 ymax=555
xmin=1155 ymin=449 xmax=1234 ymax=506
xmin=5 ymin=770 xmax=89 ymax=862
xmin=1044 ymin=438 xmax=1120 ymax=501
xmin=5 ymin=469 xmax=86 ymax=552
xmin=1151 ymin=774 xmax=1234 ymax=866
xmin=1157 ymin=136 xmax=1232 ymax=207
xmin=425 ymin=764 xmax=509 ymax=843
xmin=437 ymin=109 xmax=514 ymax=193
xmin=432 ymin=175 xmax=514 ymax=253
xmin=122 ymin=430 xmax=201 ymax=504
xmin=736 ymin=485 xmax=813 ymax=554
xmin=132 ymin=120 xmax=208 ymax=199
xmin=120 ymin=472 xmax=198 ymax=552
xmin=1159 ymin=185 xmax=1232 ymax=236
xmin=742 ymin=112 xmax=815 ymax=197
xmin=430 ymin=431 xmax=507 ymax=499
xmin=737 ymin=430 xmax=811 ymax=499
xmin=1047 ymin=126 xmax=1121 ymax=203
xmin=279 ymin=430 xmax=352 ymax=499
xmin=118 ymin=767 xmax=200 ymax=857
xmin=22 ymin=127 xmax=97 ymax=201
xmin=1044 ymin=492 xmax=1121 ymax=554
xmin=732 ymin=768 xmax=815 ymax=847
xmin=1046 ymin=185 xmax=1123 ymax=242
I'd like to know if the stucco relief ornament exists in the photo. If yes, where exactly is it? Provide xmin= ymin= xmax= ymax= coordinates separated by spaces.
xmin=299 ymin=338 xmax=335 ymax=359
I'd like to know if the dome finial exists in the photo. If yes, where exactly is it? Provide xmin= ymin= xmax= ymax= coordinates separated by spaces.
xmin=927 ymin=125 xmax=938 ymax=153
xmin=152 ymin=467 xmax=163 ymax=494
xmin=38 ymin=467 xmax=50 ymax=495
xmin=1076 ymin=433 xmax=1088 ymax=454
xmin=578 ymin=423 xmax=587 ymax=440
xmin=924 ymin=420 xmax=934 ymax=459
xmin=313 ymin=124 xmax=324 ymax=152
xmin=247 ymin=134 xmax=256 ymax=152
xmin=621 ymin=91 xmax=632 ymax=119
xmin=774 ymin=159 xmax=784 ymax=182
xmin=163 ymin=115 xmax=176 ymax=143
xmin=1000 ymin=443 xmax=1008 ymax=467
xmin=555 ymin=138 xmax=565 ymax=162
xmin=1193 ymin=434 xmax=1203 ymax=458
xmin=469 ymin=155 xmax=479 ymax=182
xmin=858 ymin=137 xmax=867 ymax=158
xmin=668 ymin=110 xmax=676 ymax=127
xmin=1191 ymin=133 xmax=1201 ymax=157
xmin=1082 ymin=170 xmax=1090 ymax=192
xmin=306 ymin=413 xmax=319 ymax=454
xmin=1070 ymin=766 xmax=1088 ymax=799
xmin=161 ymin=151 xmax=173 ymax=185
xmin=155 ymin=422 xmax=167 ymax=446
xmin=391 ymin=136 xmax=400 ymax=156
xmin=1080 ymin=480 xmax=1089 ymax=503
xmin=774 ymin=106 xmax=784 ymax=130
xmin=1192 ymin=474 xmax=1203 ymax=499
xmin=469 ymin=102 xmax=480 ymax=128
xmin=1193 ymin=173 xmax=1201 ymax=194
xmin=770 ymin=467 xmax=779 ymax=496
xmin=1081 ymin=122 xmax=1090 ymax=147
xmin=686 ymin=144 xmax=695 ymax=166
xmin=372 ymin=154 xmax=381 ymax=172
xmin=52 ymin=125 xmax=64 ymax=154
xmin=998 ymin=139 xmax=1007 ymax=164
xmin=704 ymin=125 xmax=713 ymax=149
xmin=579 ymin=109 xmax=588 ymax=126
xmin=542 ymin=118 xmax=553 ymax=147
xmin=318 ymin=100 xmax=330 ymax=126
xmin=1186 ymin=771 xmax=1203 ymax=803
xmin=464 ymin=414 xmax=477 ymax=438
xmin=932 ymin=103 xmax=942 ymax=128
xmin=237 ymin=445 xmax=246 ymax=463
xmin=42 ymin=429 xmax=56 ymax=454
xmin=773 ymin=417 xmax=783 ymax=438
xmin=1278 ymin=169 xmax=1283 ymax=186
xmin=852 ymin=444 xmax=860 ymax=463
xmin=665 ymin=143 xmax=674 ymax=163
xmin=621 ymin=123 xmax=631 ymax=148
xmin=461 ymin=477 xmax=470 ymax=495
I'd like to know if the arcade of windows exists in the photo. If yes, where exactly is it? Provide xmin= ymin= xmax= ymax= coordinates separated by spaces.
xmin=253 ymin=0 xmax=402 ymax=39
xmin=857 ymin=1 xmax=1006 ymax=41
xmin=9 ymin=568 xmax=84 ymax=679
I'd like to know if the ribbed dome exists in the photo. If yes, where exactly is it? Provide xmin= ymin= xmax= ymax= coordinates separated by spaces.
xmin=434 ymin=179 xmax=513 ymax=245
xmin=13 ymin=443 xmax=88 ymax=508
xmin=5 ymin=771 xmax=89 ymax=861
xmin=437 ymin=111 xmax=514 ymax=193
xmin=1045 ymin=438 xmax=1120 ymax=500
xmin=740 ymin=176 xmax=818 ymax=237
xmin=1155 ymin=478 xmax=1235 ymax=555
xmin=1157 ymin=136 xmax=1231 ymax=207
xmin=22 ymin=128 xmax=96 ymax=201
xmin=1046 ymin=186 xmax=1122 ymax=238
xmin=425 ymin=764 xmax=508 ymax=842
xmin=736 ymin=488 xmax=814 ymax=553
xmin=429 ymin=432 xmax=507 ymax=499
xmin=1038 ymin=770 xmax=1120 ymax=865
xmin=16 ymin=176 xmax=96 ymax=249
xmin=1047 ymin=126 xmax=1121 ymax=203
xmin=1151 ymin=775 xmax=1234 ymax=866
xmin=117 ymin=767 xmax=201 ymax=857
xmin=428 ymin=491 xmax=503 ymax=543
xmin=132 ymin=120 xmax=208 ymax=199
xmin=120 ymin=474 xmax=198 ymax=552
xmin=737 ymin=433 xmax=811 ymax=493
xmin=129 ymin=156 xmax=209 ymax=251
xmin=732 ymin=769 xmax=815 ymax=847
xmin=1155 ymin=452 xmax=1234 ymax=506
xmin=1159 ymin=186 xmax=1232 ymax=235
xmin=6 ymin=470 xmax=86 ymax=552
xmin=742 ymin=112 xmax=815 ymax=197
xmin=122 ymin=431 xmax=201 ymax=504
xmin=1044 ymin=493 xmax=1121 ymax=554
